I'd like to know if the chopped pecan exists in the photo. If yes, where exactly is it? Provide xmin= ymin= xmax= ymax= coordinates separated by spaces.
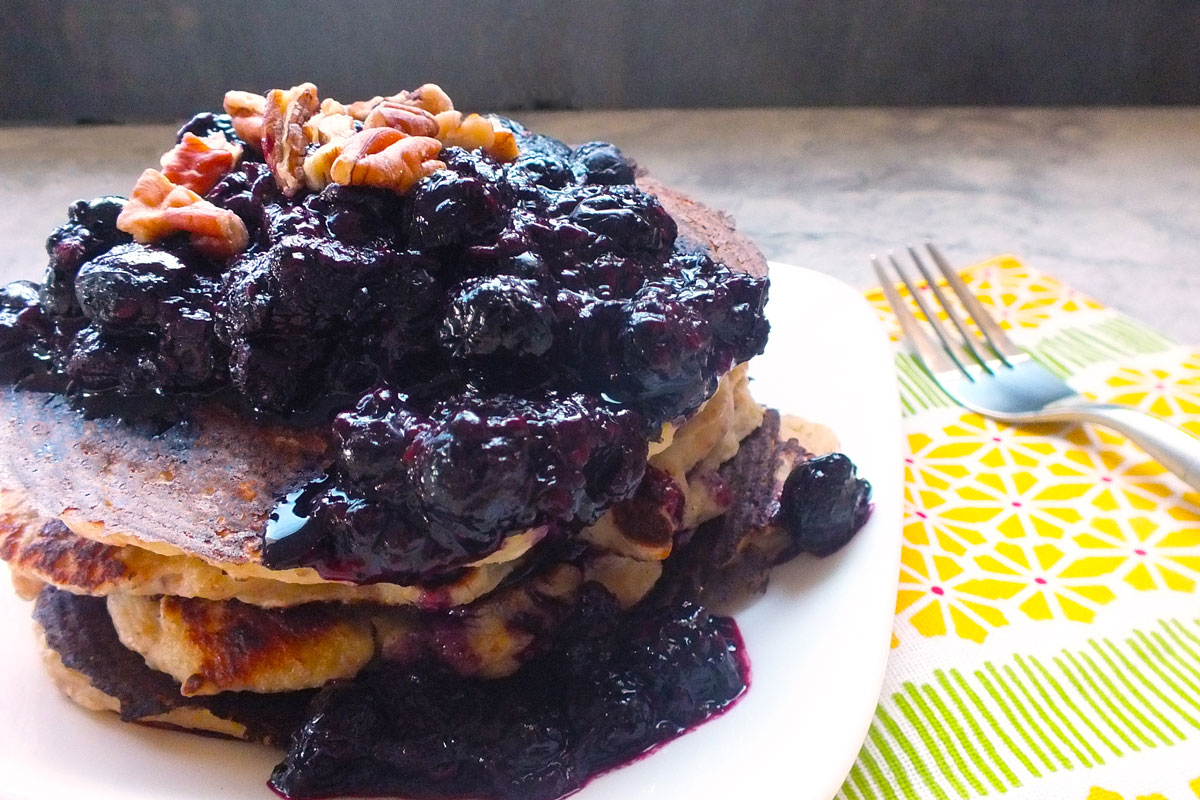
xmin=363 ymin=100 xmax=439 ymax=138
xmin=330 ymin=129 xmax=444 ymax=194
xmin=117 ymin=169 xmax=249 ymax=258
xmin=435 ymin=111 xmax=519 ymax=161
xmin=303 ymin=110 xmax=357 ymax=145
xmin=346 ymin=96 xmax=384 ymax=121
xmin=223 ymin=90 xmax=267 ymax=149
xmin=159 ymin=132 xmax=243 ymax=195
xmin=319 ymin=97 xmax=349 ymax=116
xmin=302 ymin=141 xmax=345 ymax=191
xmin=261 ymin=83 xmax=319 ymax=197
xmin=390 ymin=83 xmax=454 ymax=116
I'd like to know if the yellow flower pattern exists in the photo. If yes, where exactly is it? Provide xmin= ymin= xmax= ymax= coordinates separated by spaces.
xmin=1086 ymin=775 xmax=1200 ymax=799
xmin=845 ymin=256 xmax=1200 ymax=800
xmin=866 ymin=254 xmax=1104 ymax=342
xmin=883 ymin=260 xmax=1200 ymax=646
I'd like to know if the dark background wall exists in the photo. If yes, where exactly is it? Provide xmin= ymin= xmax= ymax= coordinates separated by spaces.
xmin=2 ymin=0 xmax=1199 ymax=123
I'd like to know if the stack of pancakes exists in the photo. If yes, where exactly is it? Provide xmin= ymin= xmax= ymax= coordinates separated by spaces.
xmin=0 ymin=181 xmax=831 ymax=744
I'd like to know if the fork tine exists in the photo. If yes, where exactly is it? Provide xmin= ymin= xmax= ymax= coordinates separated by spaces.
xmin=875 ymin=254 xmax=974 ymax=381
xmin=907 ymin=245 xmax=996 ymax=374
xmin=926 ymin=244 xmax=1026 ymax=364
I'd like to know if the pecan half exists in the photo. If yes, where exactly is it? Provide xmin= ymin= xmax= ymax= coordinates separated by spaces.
xmin=262 ymin=83 xmax=320 ymax=197
xmin=117 ymin=169 xmax=249 ymax=259
xmin=363 ymin=100 xmax=439 ymax=138
xmin=329 ymin=129 xmax=445 ymax=194
xmin=223 ymin=90 xmax=267 ymax=149
xmin=159 ymin=132 xmax=243 ymax=195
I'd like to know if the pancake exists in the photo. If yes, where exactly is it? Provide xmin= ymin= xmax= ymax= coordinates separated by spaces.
xmin=106 ymin=592 xmax=377 ymax=696
xmin=33 ymin=586 xmax=311 ymax=744
xmin=0 ymin=180 xmax=766 ymax=583
xmin=0 ymin=495 xmax=524 ymax=608
xmin=1 ymin=365 xmax=762 ymax=612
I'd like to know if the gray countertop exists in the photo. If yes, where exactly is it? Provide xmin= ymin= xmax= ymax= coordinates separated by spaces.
xmin=2 ymin=108 xmax=1197 ymax=341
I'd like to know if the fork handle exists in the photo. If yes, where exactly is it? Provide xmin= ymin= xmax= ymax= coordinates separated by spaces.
xmin=1043 ymin=403 xmax=1200 ymax=492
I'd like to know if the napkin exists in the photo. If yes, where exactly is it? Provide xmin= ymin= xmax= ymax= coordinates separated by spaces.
xmin=841 ymin=256 xmax=1200 ymax=800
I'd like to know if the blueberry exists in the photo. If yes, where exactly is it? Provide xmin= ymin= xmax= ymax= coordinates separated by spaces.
xmin=66 ymin=196 xmax=126 ymax=234
xmin=74 ymin=244 xmax=191 ymax=326
xmin=406 ymin=148 xmax=513 ymax=248
xmin=509 ymin=153 xmax=577 ymax=190
xmin=440 ymin=276 xmax=555 ymax=361
xmin=206 ymin=161 xmax=280 ymax=237
xmin=332 ymin=388 xmax=427 ymax=500
xmin=155 ymin=300 xmax=223 ymax=388
xmin=174 ymin=111 xmax=240 ymax=145
xmin=227 ymin=334 xmax=330 ymax=416
xmin=306 ymin=184 xmax=404 ymax=245
xmin=567 ymin=186 xmax=676 ymax=258
xmin=42 ymin=197 xmax=133 ymax=317
xmin=0 ymin=281 xmax=48 ymax=380
xmin=778 ymin=453 xmax=873 ymax=557
xmin=513 ymin=132 xmax=572 ymax=160
xmin=606 ymin=283 xmax=715 ymax=421
xmin=408 ymin=402 xmax=544 ymax=542
xmin=64 ymin=325 xmax=161 ymax=394
xmin=268 ymin=235 xmax=391 ymax=319
xmin=571 ymin=141 xmax=636 ymax=185
xmin=216 ymin=253 xmax=275 ymax=340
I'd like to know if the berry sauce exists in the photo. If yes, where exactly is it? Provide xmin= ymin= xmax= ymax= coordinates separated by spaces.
xmin=0 ymin=116 xmax=771 ymax=584
xmin=269 ymin=586 xmax=750 ymax=800
xmin=0 ymin=106 xmax=879 ymax=800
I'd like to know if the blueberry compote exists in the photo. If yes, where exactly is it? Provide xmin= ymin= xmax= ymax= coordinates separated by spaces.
xmin=0 ymin=113 xmax=771 ymax=585
xmin=271 ymin=585 xmax=748 ymax=800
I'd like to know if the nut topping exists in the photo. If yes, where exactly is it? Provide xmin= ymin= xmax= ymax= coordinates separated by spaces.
xmin=363 ymin=100 xmax=439 ymax=138
xmin=116 ymin=168 xmax=249 ymax=258
xmin=391 ymin=83 xmax=454 ymax=115
xmin=329 ymin=129 xmax=445 ymax=194
xmin=262 ymin=83 xmax=320 ymax=198
xmin=303 ymin=110 xmax=357 ymax=145
xmin=222 ymin=90 xmax=267 ymax=148
xmin=223 ymin=83 xmax=518 ymax=195
xmin=436 ymin=111 xmax=519 ymax=162
xmin=159 ymin=132 xmax=243 ymax=195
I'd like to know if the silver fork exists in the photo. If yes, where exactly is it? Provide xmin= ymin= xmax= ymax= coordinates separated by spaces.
xmin=874 ymin=243 xmax=1200 ymax=492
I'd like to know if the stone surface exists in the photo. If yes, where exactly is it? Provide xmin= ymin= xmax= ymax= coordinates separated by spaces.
xmin=2 ymin=108 xmax=1198 ymax=341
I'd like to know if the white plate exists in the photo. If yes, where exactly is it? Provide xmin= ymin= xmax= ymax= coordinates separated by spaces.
xmin=0 ymin=262 xmax=902 ymax=800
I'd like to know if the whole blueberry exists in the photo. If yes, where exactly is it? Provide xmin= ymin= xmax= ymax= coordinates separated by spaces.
xmin=174 ymin=111 xmax=240 ymax=145
xmin=778 ymin=453 xmax=873 ymax=557
xmin=406 ymin=148 xmax=513 ymax=248
xmin=567 ymin=186 xmax=676 ymax=259
xmin=67 ymin=196 xmax=126 ymax=234
xmin=42 ymin=197 xmax=133 ymax=317
xmin=333 ymin=387 xmax=428 ymax=500
xmin=0 ymin=281 xmax=48 ymax=379
xmin=74 ymin=244 xmax=191 ymax=326
xmin=571 ymin=141 xmax=635 ymax=185
xmin=441 ymin=276 xmax=555 ymax=361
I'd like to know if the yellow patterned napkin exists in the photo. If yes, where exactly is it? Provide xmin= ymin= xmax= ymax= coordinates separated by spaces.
xmin=840 ymin=256 xmax=1200 ymax=800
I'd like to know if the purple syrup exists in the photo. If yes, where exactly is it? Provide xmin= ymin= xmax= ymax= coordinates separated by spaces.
xmin=268 ymin=586 xmax=750 ymax=800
